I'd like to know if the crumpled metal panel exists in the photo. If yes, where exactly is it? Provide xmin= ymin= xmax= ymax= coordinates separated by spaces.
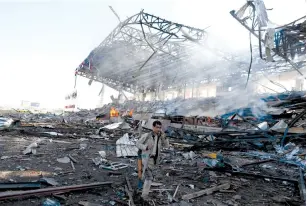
xmin=0 ymin=117 xmax=14 ymax=130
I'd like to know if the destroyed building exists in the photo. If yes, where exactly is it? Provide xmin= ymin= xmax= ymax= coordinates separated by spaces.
xmin=0 ymin=1 xmax=306 ymax=206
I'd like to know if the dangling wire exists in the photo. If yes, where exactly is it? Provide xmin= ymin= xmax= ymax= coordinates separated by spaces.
xmin=245 ymin=6 xmax=256 ymax=89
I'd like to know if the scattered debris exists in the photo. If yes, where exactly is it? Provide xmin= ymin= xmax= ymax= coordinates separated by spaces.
xmin=0 ymin=90 xmax=305 ymax=205
xmin=182 ymin=151 xmax=196 ymax=160
xmin=1 ymin=156 xmax=11 ymax=160
xmin=42 ymin=198 xmax=61 ymax=206
xmin=99 ymin=162 xmax=129 ymax=171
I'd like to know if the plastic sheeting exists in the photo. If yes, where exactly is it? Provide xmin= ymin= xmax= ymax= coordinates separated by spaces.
xmin=220 ymin=107 xmax=272 ymax=121
xmin=116 ymin=133 xmax=138 ymax=157
xmin=254 ymin=0 xmax=269 ymax=27
xmin=270 ymin=120 xmax=288 ymax=131
xmin=246 ymin=149 xmax=306 ymax=170
xmin=102 ymin=122 xmax=130 ymax=130
xmin=265 ymin=27 xmax=275 ymax=49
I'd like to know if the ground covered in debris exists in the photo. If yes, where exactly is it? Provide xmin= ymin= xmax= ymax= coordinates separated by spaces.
xmin=0 ymin=91 xmax=305 ymax=206
xmin=0 ymin=123 xmax=304 ymax=206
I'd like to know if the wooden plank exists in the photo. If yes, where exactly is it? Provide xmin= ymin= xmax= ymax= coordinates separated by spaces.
xmin=125 ymin=176 xmax=132 ymax=192
xmin=68 ymin=154 xmax=78 ymax=163
xmin=181 ymin=183 xmax=230 ymax=200
xmin=0 ymin=182 xmax=112 ymax=200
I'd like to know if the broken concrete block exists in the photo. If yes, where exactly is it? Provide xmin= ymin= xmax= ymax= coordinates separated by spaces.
xmin=40 ymin=177 xmax=59 ymax=186
xmin=98 ymin=151 xmax=106 ymax=158
xmin=57 ymin=157 xmax=70 ymax=164
xmin=233 ymin=195 xmax=241 ymax=200
xmin=23 ymin=142 xmax=38 ymax=155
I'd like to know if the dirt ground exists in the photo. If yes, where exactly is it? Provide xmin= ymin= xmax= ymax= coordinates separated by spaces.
xmin=0 ymin=125 xmax=304 ymax=206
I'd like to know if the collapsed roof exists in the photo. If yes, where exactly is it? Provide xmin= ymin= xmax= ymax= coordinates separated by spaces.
xmin=230 ymin=1 xmax=306 ymax=77
xmin=76 ymin=8 xmax=306 ymax=94
xmin=76 ymin=11 xmax=207 ymax=93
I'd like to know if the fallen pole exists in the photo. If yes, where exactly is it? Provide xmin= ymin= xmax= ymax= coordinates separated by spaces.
xmin=202 ymin=168 xmax=298 ymax=184
xmin=241 ymin=159 xmax=275 ymax=167
xmin=0 ymin=182 xmax=112 ymax=200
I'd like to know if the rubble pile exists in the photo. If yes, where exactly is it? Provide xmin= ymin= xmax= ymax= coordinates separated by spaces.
xmin=0 ymin=91 xmax=305 ymax=206
xmin=19 ymin=91 xmax=304 ymax=125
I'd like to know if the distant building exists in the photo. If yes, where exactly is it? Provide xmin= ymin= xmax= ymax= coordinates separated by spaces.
xmin=30 ymin=102 xmax=40 ymax=108
xmin=21 ymin=100 xmax=40 ymax=110
xmin=64 ymin=90 xmax=78 ymax=112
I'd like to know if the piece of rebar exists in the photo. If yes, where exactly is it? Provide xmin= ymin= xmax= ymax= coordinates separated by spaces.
xmin=108 ymin=6 xmax=121 ymax=22
xmin=71 ymin=161 xmax=75 ymax=170
xmin=173 ymin=184 xmax=180 ymax=198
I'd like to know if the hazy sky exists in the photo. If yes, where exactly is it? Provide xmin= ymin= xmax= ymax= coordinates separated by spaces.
xmin=0 ymin=0 xmax=305 ymax=109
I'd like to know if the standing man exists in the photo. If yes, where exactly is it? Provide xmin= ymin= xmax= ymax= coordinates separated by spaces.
xmin=136 ymin=120 xmax=169 ymax=200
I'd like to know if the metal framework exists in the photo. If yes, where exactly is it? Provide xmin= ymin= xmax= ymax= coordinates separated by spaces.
xmin=76 ymin=9 xmax=306 ymax=94
xmin=76 ymin=11 xmax=207 ymax=93
xmin=230 ymin=1 xmax=306 ymax=77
